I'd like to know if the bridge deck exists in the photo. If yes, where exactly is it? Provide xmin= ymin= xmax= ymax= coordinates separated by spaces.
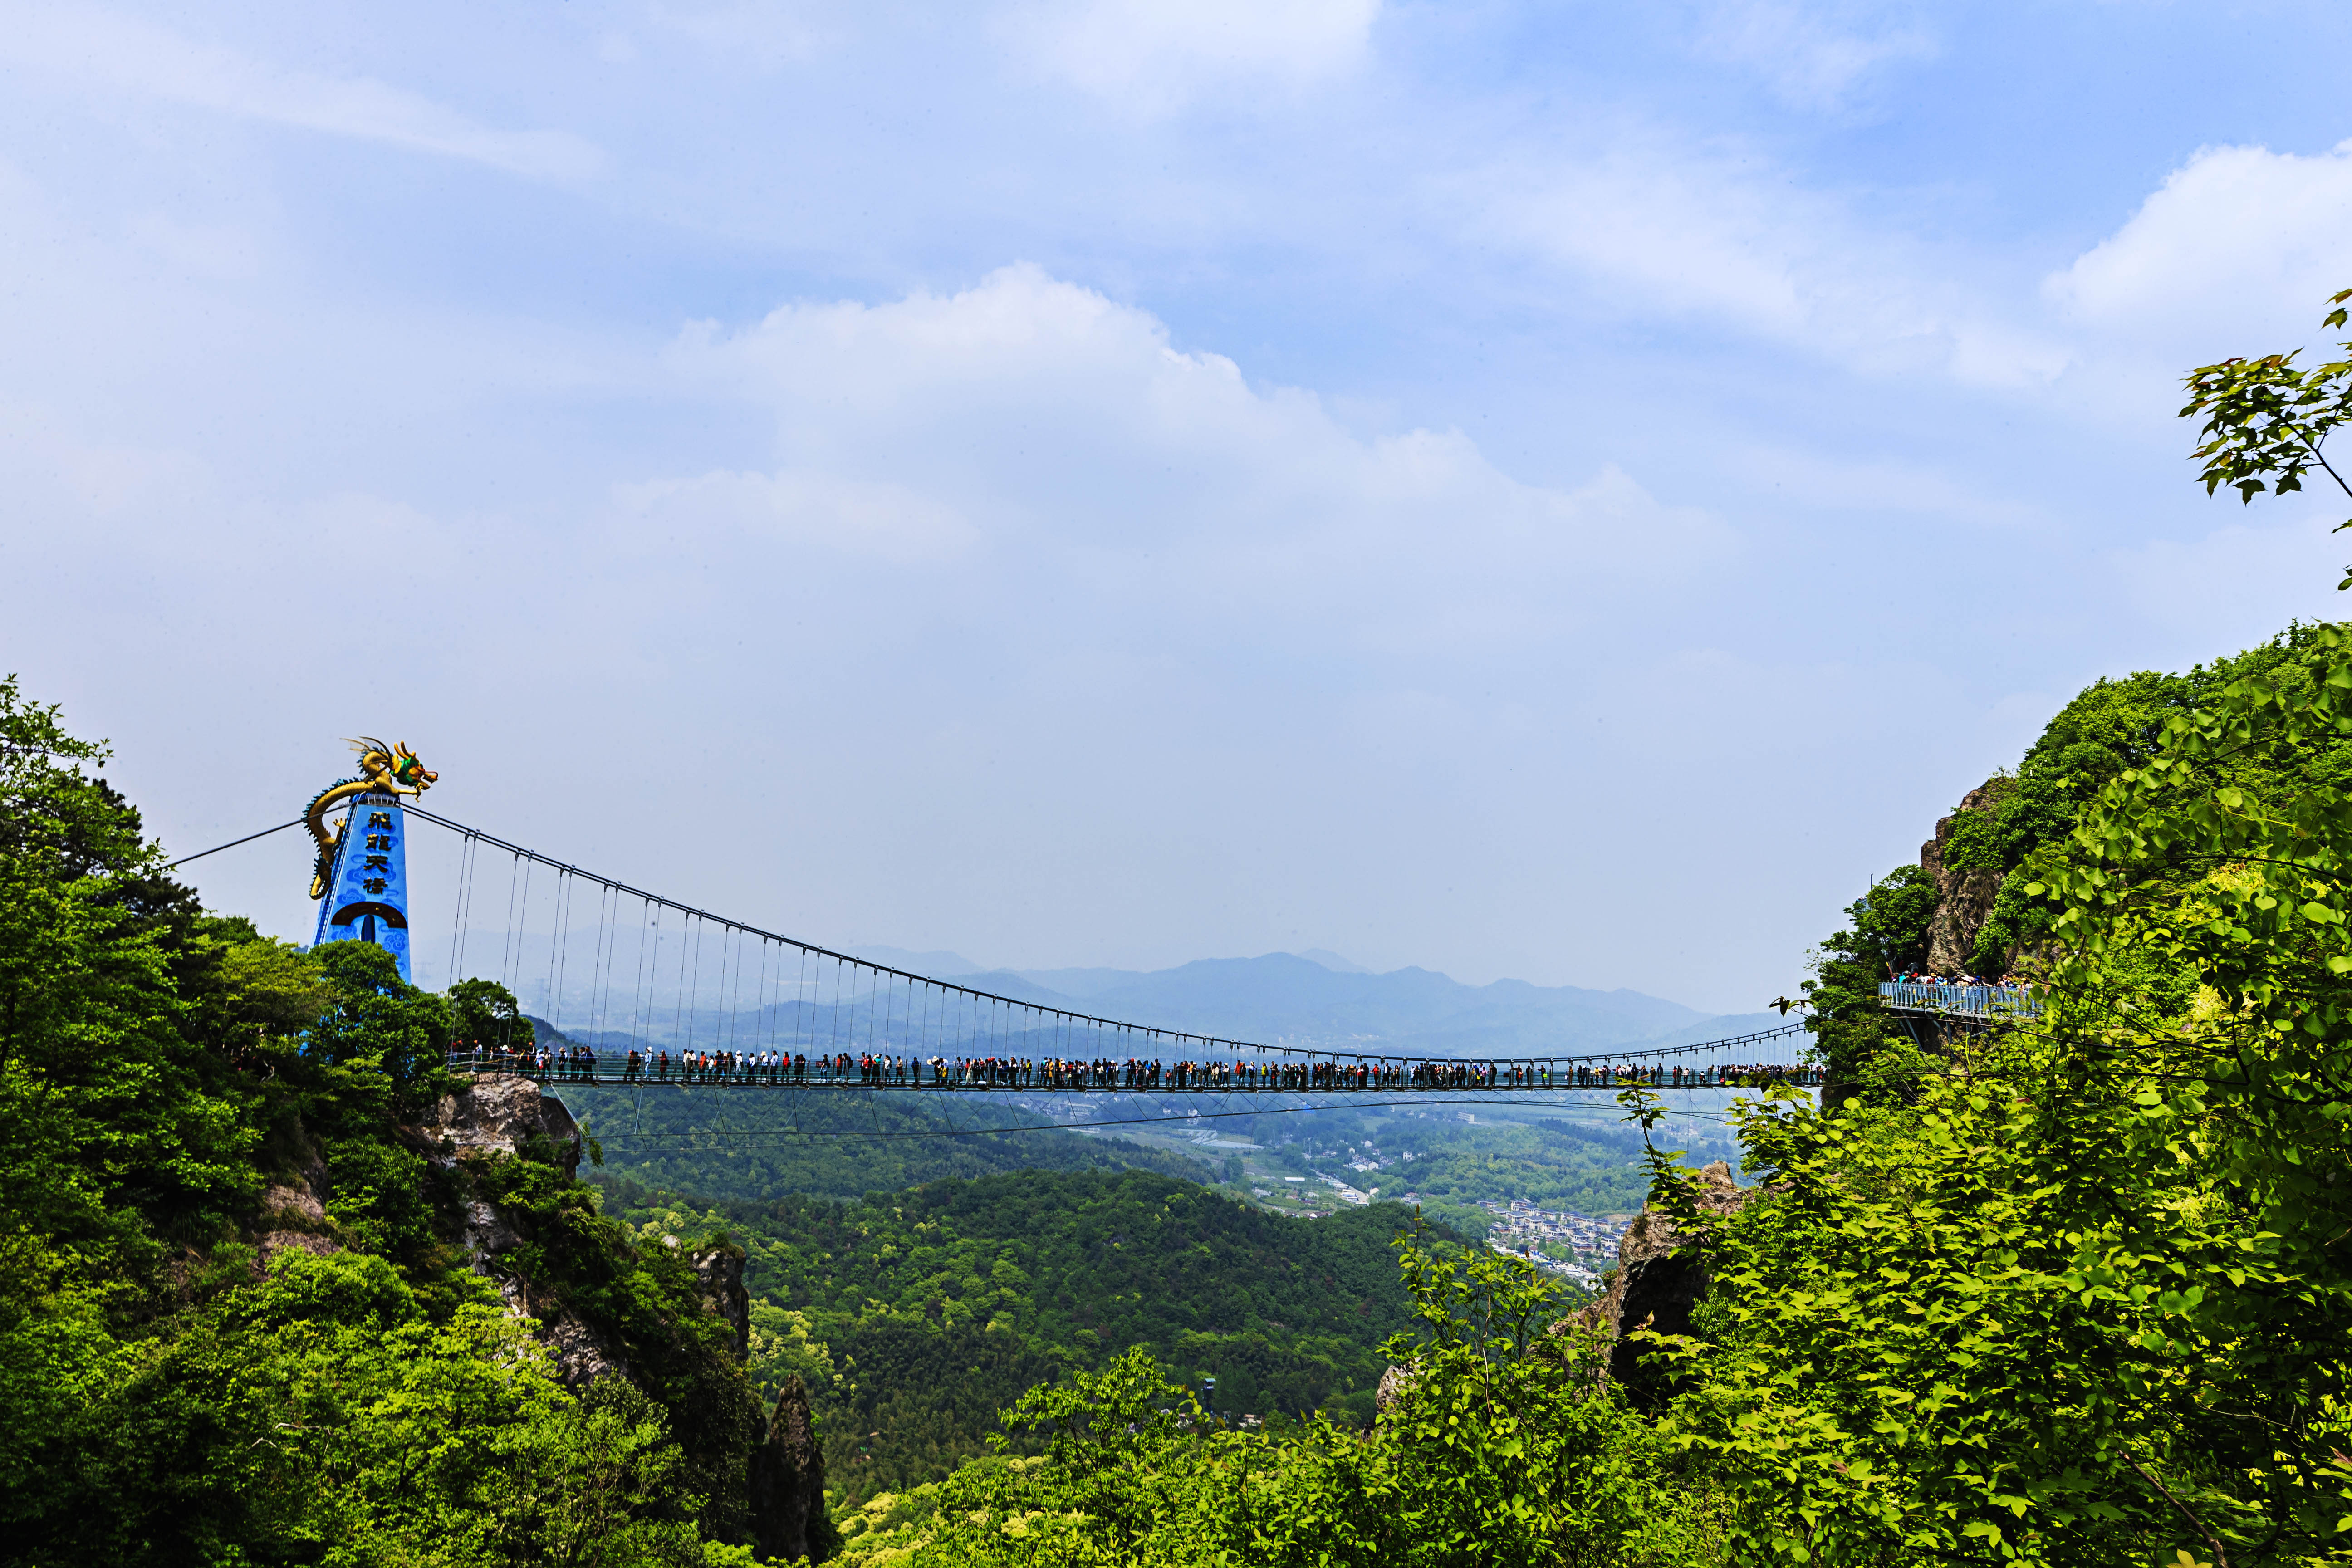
xmin=456 ymin=1055 xmax=1821 ymax=1092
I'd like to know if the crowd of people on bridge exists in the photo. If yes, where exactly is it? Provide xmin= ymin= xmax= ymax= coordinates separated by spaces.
xmin=448 ymin=1043 xmax=1823 ymax=1092
xmin=1887 ymin=970 xmax=2033 ymax=990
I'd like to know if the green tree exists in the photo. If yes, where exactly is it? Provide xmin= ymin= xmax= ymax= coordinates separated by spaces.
xmin=306 ymin=940 xmax=453 ymax=1105
xmin=831 ymin=1225 xmax=1719 ymax=1567
xmin=1801 ymin=864 xmax=1938 ymax=1102
xmin=1619 ymin=298 xmax=2352 ymax=1567
xmin=448 ymin=974 xmax=536 ymax=1054
xmin=2181 ymin=285 xmax=2352 ymax=583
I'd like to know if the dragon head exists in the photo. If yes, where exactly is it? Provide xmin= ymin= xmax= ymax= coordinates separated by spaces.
xmin=348 ymin=737 xmax=439 ymax=795
xmin=388 ymin=741 xmax=437 ymax=791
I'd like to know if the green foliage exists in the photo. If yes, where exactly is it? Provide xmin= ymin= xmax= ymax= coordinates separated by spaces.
xmin=1638 ymin=1071 xmax=2189 ymax=1565
xmin=1801 ymin=864 xmax=1939 ymax=1100
xmin=603 ymin=1169 xmax=1441 ymax=1508
xmin=1807 ymin=624 xmax=2352 ymax=1094
xmin=466 ymin=1149 xmax=767 ymax=1540
xmin=564 ymin=1081 xmax=1211 ymax=1201
xmin=1957 ymin=627 xmax=2352 ymax=981
xmin=0 ymin=676 xmax=260 ymax=1264
xmin=324 ymin=1134 xmax=438 ymax=1256
xmin=307 ymin=939 xmax=456 ymax=1103
xmin=36 ymin=1287 xmax=710 ymax=1565
xmin=816 ymin=1319 xmax=1061 ymax=1500
xmin=449 ymin=974 xmax=537 ymax=1052
xmin=2179 ymin=285 xmax=2352 ymax=580
xmin=1701 ymin=302 xmax=2352 ymax=1559
xmin=831 ymin=1228 xmax=1721 ymax=1567
xmin=0 ymin=679 xmax=774 ymax=1564
xmin=2025 ymin=625 xmax=2352 ymax=1557
xmin=1645 ymin=627 xmax=2352 ymax=1566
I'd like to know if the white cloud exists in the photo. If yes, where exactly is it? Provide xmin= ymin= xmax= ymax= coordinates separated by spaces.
xmin=655 ymin=264 xmax=1731 ymax=652
xmin=1006 ymin=0 xmax=1377 ymax=108
xmin=0 ymin=5 xmax=602 ymax=180
xmin=640 ymin=0 xmax=837 ymax=69
xmin=1461 ymin=139 xmax=2069 ymax=387
xmin=1730 ymin=441 xmax=2049 ymax=531
xmin=2046 ymin=139 xmax=2352 ymax=352
xmin=1697 ymin=1 xmax=1936 ymax=110
xmin=2105 ymin=506 xmax=2352 ymax=647
xmin=616 ymin=470 xmax=981 ymax=564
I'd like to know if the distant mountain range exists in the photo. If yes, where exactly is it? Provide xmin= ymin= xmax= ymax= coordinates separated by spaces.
xmin=843 ymin=947 xmax=1779 ymax=1057
xmin=512 ymin=940 xmax=1779 ymax=1060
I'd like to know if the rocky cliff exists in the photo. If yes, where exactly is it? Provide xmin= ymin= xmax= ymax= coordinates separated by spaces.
xmin=412 ymin=1075 xmax=819 ymax=1555
xmin=1375 ymin=1161 xmax=1760 ymax=1417
xmin=1588 ymin=1161 xmax=1755 ymax=1406
xmin=1921 ymin=779 xmax=2004 ymax=974
xmin=419 ymin=1073 xmax=584 ymax=1177
xmin=750 ymin=1374 xmax=837 ymax=1563
xmin=407 ymin=1075 xmax=632 ymax=1385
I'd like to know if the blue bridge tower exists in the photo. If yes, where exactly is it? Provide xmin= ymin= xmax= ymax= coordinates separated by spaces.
xmin=306 ymin=739 xmax=439 ymax=983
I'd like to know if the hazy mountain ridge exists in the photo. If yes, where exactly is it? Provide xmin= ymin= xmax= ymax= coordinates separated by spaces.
xmin=526 ymin=949 xmax=1764 ymax=1058
xmin=840 ymin=948 xmax=1735 ymax=1056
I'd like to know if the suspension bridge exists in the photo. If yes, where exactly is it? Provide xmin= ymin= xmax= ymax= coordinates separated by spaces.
xmin=170 ymin=741 xmax=1827 ymax=1120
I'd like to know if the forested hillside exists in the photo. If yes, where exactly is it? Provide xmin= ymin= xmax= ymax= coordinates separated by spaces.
xmin=20 ymin=585 xmax=2352 ymax=1566
xmin=598 ymin=1171 xmax=1439 ymax=1506
xmin=1807 ymin=615 xmax=2352 ymax=1095
xmin=0 ymin=680 xmax=804 ymax=1564
xmin=558 ymin=1080 xmax=1209 ymax=1201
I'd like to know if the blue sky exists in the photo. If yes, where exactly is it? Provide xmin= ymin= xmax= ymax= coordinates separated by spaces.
xmin=8 ymin=0 xmax=2352 ymax=1014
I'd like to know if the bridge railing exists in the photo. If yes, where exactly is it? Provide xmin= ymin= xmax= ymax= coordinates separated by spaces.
xmin=1877 ymin=982 xmax=2042 ymax=1019
xmin=442 ymin=1047 xmax=1825 ymax=1092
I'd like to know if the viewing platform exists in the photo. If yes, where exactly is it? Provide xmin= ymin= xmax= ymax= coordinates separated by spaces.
xmin=1877 ymin=981 xmax=2042 ymax=1020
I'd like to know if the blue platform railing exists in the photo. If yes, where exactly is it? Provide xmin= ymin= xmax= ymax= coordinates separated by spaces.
xmin=1877 ymin=982 xmax=2042 ymax=1019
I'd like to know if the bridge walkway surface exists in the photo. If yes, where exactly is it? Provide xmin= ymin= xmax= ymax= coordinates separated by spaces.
xmin=451 ymin=1051 xmax=1823 ymax=1093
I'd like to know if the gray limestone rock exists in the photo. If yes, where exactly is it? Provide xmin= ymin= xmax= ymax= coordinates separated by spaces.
xmin=257 ymin=1181 xmax=328 ymax=1230
xmin=417 ymin=1073 xmax=583 ymax=1178
xmin=1921 ymin=781 xmax=2006 ymax=975
xmin=1592 ymin=1160 xmax=1754 ymax=1406
xmin=749 ymin=1375 xmax=835 ymax=1564
xmin=545 ymin=1311 xmax=635 ymax=1392
xmin=691 ymin=1246 xmax=750 ymax=1363
xmin=255 ymin=1230 xmax=343 ymax=1272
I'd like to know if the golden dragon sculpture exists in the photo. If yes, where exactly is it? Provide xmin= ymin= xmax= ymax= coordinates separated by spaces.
xmin=306 ymin=738 xmax=438 ymax=899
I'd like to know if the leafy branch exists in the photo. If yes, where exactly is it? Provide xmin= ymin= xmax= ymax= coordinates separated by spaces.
xmin=2180 ymin=287 xmax=2352 ymax=586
